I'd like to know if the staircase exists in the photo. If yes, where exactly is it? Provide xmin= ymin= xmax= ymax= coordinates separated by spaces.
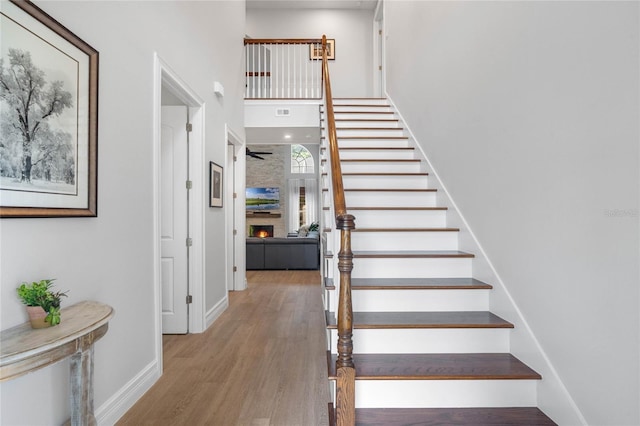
xmin=320 ymin=98 xmax=557 ymax=425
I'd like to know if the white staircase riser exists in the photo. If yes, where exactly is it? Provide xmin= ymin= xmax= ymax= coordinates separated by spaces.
xmin=352 ymin=258 xmax=472 ymax=279
xmin=330 ymin=112 xmax=397 ymax=120
xmin=343 ymin=175 xmax=429 ymax=190
xmin=340 ymin=162 xmax=423 ymax=173
xmin=328 ymin=328 xmax=510 ymax=354
xmin=351 ymin=289 xmax=488 ymax=312
xmin=337 ymin=149 xmax=416 ymax=160
xmin=331 ymin=120 xmax=401 ymax=128
xmin=353 ymin=209 xmax=447 ymax=228
xmin=324 ymin=128 xmax=406 ymax=138
xmin=324 ymin=105 xmax=392 ymax=113
xmin=354 ymin=380 xmax=538 ymax=408
xmin=352 ymin=231 xmax=459 ymax=251
xmin=333 ymin=99 xmax=390 ymax=106
xmin=333 ymin=139 xmax=411 ymax=148
xmin=343 ymin=191 xmax=436 ymax=207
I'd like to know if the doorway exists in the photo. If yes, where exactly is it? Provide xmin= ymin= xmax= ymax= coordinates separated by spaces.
xmin=154 ymin=53 xmax=206 ymax=351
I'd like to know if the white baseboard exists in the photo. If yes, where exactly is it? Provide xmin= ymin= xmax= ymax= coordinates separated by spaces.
xmin=205 ymin=295 xmax=229 ymax=330
xmin=96 ymin=359 xmax=161 ymax=425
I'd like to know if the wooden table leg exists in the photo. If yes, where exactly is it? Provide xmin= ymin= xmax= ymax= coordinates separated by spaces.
xmin=70 ymin=345 xmax=96 ymax=426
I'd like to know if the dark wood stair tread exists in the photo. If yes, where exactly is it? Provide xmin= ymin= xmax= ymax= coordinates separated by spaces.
xmin=328 ymin=353 xmax=540 ymax=380
xmin=353 ymin=250 xmax=474 ymax=258
xmin=326 ymin=311 xmax=513 ymax=329
xmin=353 ymin=227 xmax=459 ymax=232
xmin=344 ymin=188 xmax=435 ymax=192
xmin=351 ymin=277 xmax=492 ymax=290
xmin=338 ymin=147 xmax=413 ymax=150
xmin=347 ymin=206 xmax=448 ymax=211
xmin=354 ymin=407 xmax=556 ymax=425
xmin=342 ymin=172 xmax=428 ymax=176
xmin=339 ymin=159 xmax=419 ymax=163
xmin=323 ymin=127 xmax=403 ymax=130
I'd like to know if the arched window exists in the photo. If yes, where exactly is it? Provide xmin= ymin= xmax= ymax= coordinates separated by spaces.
xmin=291 ymin=144 xmax=314 ymax=174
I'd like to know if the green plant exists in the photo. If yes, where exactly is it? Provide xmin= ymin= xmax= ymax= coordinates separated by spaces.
xmin=16 ymin=279 xmax=68 ymax=326
xmin=308 ymin=222 xmax=319 ymax=232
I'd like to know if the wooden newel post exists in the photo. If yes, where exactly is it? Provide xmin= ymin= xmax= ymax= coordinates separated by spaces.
xmin=336 ymin=214 xmax=356 ymax=426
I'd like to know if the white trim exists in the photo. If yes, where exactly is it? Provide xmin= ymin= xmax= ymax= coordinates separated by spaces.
xmin=95 ymin=360 xmax=160 ymax=426
xmin=226 ymin=126 xmax=247 ymax=292
xmin=153 ymin=53 xmax=207 ymax=339
xmin=385 ymin=94 xmax=587 ymax=425
xmin=189 ymin=106 xmax=206 ymax=333
xmin=205 ymin=295 xmax=230 ymax=329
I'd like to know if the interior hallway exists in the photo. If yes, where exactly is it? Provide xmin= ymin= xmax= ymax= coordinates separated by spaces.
xmin=118 ymin=270 xmax=330 ymax=425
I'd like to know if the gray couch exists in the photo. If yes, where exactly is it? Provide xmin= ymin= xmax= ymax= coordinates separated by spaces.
xmin=246 ymin=231 xmax=320 ymax=270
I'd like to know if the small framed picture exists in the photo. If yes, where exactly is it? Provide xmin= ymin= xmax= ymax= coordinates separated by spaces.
xmin=209 ymin=162 xmax=223 ymax=208
xmin=310 ymin=39 xmax=335 ymax=60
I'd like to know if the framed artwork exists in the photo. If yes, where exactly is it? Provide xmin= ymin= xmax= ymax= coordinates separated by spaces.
xmin=310 ymin=39 xmax=335 ymax=60
xmin=209 ymin=162 xmax=223 ymax=208
xmin=0 ymin=0 xmax=99 ymax=218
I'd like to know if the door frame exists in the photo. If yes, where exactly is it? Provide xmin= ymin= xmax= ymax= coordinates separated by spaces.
xmin=373 ymin=0 xmax=385 ymax=97
xmin=153 ymin=53 xmax=206 ymax=362
xmin=226 ymin=126 xmax=246 ymax=291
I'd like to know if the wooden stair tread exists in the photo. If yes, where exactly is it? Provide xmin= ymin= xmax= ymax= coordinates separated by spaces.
xmin=340 ymin=159 xmax=420 ymax=163
xmin=324 ymin=206 xmax=447 ymax=211
xmin=323 ymin=188 xmax=435 ymax=192
xmin=326 ymin=311 xmax=513 ymax=329
xmin=323 ymin=118 xmax=400 ymax=122
xmin=322 ymin=127 xmax=403 ymax=131
xmin=347 ymin=206 xmax=448 ymax=211
xmin=338 ymin=147 xmax=414 ymax=150
xmin=342 ymin=172 xmax=428 ymax=176
xmin=353 ymin=227 xmax=459 ymax=232
xmin=353 ymin=250 xmax=474 ymax=258
xmin=322 ymin=136 xmax=409 ymax=140
xmin=354 ymin=407 xmax=557 ymax=425
xmin=351 ymin=277 xmax=492 ymax=290
xmin=327 ymin=353 xmax=541 ymax=380
xmin=340 ymin=188 xmax=435 ymax=192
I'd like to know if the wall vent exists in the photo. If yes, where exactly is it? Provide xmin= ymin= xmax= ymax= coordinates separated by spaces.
xmin=275 ymin=108 xmax=291 ymax=116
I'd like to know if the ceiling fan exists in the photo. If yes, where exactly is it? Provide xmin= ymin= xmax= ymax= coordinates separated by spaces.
xmin=246 ymin=147 xmax=272 ymax=160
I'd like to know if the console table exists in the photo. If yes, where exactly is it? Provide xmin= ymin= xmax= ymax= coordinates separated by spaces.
xmin=1 ymin=301 xmax=114 ymax=425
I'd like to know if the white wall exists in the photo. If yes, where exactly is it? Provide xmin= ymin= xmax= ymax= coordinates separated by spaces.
xmin=246 ymin=8 xmax=374 ymax=97
xmin=385 ymin=2 xmax=639 ymax=425
xmin=0 ymin=1 xmax=245 ymax=424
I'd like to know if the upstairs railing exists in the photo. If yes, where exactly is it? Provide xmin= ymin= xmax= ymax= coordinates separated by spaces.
xmin=321 ymin=35 xmax=356 ymax=426
xmin=244 ymin=38 xmax=324 ymax=99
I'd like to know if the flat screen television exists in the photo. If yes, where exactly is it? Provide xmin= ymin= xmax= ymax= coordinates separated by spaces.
xmin=246 ymin=187 xmax=280 ymax=210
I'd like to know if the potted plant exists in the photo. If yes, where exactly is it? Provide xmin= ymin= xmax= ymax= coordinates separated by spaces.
xmin=16 ymin=279 xmax=68 ymax=328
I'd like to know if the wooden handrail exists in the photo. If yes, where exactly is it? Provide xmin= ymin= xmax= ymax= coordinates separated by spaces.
xmin=322 ymin=34 xmax=356 ymax=426
xmin=244 ymin=38 xmax=322 ymax=45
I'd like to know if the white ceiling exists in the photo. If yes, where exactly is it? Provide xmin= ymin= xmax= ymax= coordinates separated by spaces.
xmin=246 ymin=0 xmax=378 ymax=10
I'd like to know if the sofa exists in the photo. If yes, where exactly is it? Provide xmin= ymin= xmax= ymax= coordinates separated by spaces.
xmin=246 ymin=231 xmax=320 ymax=270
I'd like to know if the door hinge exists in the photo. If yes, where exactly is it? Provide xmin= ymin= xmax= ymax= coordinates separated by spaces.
xmin=379 ymin=65 xmax=382 ymax=71
xmin=186 ymin=295 xmax=193 ymax=304
xmin=233 ymin=266 xmax=237 ymax=272
xmin=233 ymin=156 xmax=237 ymax=162
xmin=379 ymin=29 xmax=382 ymax=35
xmin=186 ymin=180 xmax=192 ymax=190
xmin=186 ymin=238 xmax=193 ymax=247
xmin=186 ymin=123 xmax=193 ymax=132
xmin=233 ymin=229 xmax=237 ymax=235
xmin=233 ymin=192 xmax=237 ymax=199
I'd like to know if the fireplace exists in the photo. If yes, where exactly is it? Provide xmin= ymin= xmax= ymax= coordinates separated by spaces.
xmin=249 ymin=225 xmax=274 ymax=238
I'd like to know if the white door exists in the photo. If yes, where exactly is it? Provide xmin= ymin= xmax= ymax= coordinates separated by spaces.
xmin=161 ymin=106 xmax=189 ymax=334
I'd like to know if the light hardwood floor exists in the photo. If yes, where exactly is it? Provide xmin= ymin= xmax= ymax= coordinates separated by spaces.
xmin=117 ymin=270 xmax=330 ymax=426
